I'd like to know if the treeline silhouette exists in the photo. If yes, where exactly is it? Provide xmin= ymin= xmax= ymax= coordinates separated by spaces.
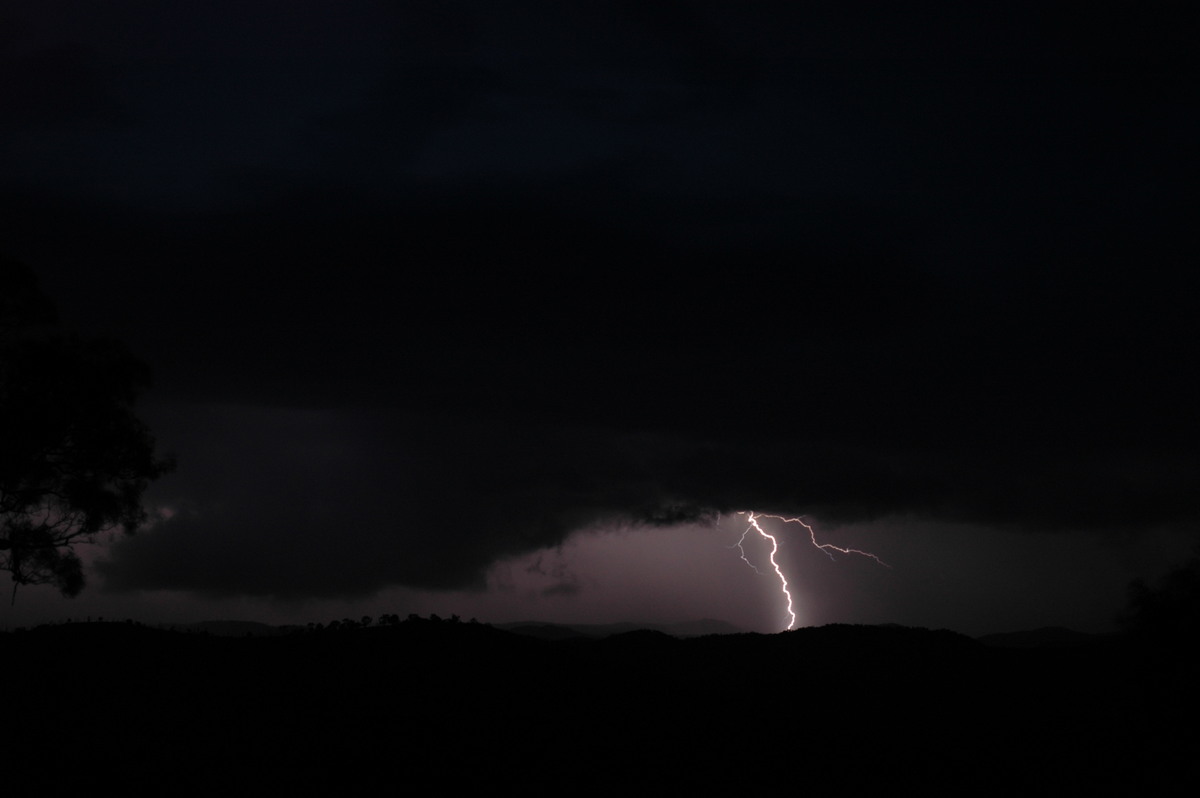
xmin=1 ymin=617 xmax=1191 ymax=792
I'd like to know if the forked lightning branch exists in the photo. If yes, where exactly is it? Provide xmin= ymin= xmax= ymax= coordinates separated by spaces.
xmin=736 ymin=511 xmax=890 ymax=630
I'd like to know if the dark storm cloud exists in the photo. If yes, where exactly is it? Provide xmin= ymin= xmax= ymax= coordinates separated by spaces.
xmin=28 ymin=170 xmax=1200 ymax=597
xmin=95 ymin=216 xmax=1200 ymax=599
xmin=96 ymin=405 xmax=716 ymax=596
xmin=7 ymin=3 xmax=1200 ymax=600
xmin=0 ymin=42 xmax=128 ymax=128
xmin=301 ymin=1 xmax=777 ymax=193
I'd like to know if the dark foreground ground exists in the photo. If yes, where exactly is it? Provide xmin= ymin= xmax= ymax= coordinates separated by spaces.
xmin=2 ymin=620 xmax=1192 ymax=793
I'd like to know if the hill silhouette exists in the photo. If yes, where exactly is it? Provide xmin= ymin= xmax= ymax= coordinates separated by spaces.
xmin=0 ymin=619 xmax=1189 ymax=792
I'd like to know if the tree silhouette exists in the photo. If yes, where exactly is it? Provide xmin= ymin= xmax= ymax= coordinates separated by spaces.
xmin=1121 ymin=554 xmax=1200 ymax=642
xmin=0 ymin=258 xmax=172 ymax=600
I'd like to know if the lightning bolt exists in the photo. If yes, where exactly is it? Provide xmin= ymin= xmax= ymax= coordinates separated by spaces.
xmin=730 ymin=523 xmax=764 ymax=574
xmin=737 ymin=511 xmax=889 ymax=631
xmin=740 ymin=512 xmax=796 ymax=629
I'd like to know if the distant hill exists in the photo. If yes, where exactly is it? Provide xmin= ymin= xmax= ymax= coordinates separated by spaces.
xmin=977 ymin=626 xmax=1110 ymax=648
xmin=163 ymin=619 xmax=287 ymax=637
xmin=1 ymin=618 xmax=1189 ymax=792
xmin=499 ymin=621 xmax=596 ymax=641
xmin=499 ymin=617 xmax=744 ymax=640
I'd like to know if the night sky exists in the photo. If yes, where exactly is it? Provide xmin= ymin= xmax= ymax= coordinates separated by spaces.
xmin=2 ymin=2 xmax=1197 ymax=635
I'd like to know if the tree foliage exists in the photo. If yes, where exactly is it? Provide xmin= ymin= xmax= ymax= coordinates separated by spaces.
xmin=1120 ymin=554 xmax=1200 ymax=642
xmin=0 ymin=258 xmax=172 ymax=598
